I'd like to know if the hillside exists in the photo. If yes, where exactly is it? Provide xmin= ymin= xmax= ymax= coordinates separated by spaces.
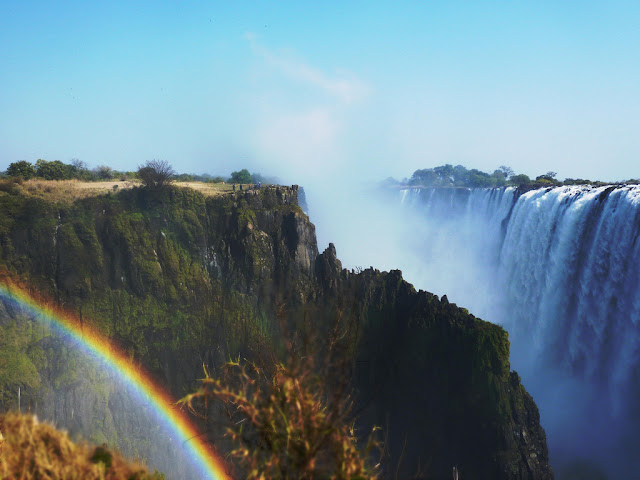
xmin=0 ymin=180 xmax=553 ymax=479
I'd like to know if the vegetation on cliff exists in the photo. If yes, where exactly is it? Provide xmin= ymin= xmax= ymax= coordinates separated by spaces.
xmin=2 ymin=158 xmax=276 ymax=186
xmin=399 ymin=164 xmax=639 ymax=188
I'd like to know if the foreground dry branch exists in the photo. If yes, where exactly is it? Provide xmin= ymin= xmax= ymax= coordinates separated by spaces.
xmin=181 ymin=359 xmax=380 ymax=480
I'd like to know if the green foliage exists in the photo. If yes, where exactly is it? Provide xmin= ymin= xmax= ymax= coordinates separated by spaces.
xmin=510 ymin=173 xmax=531 ymax=186
xmin=405 ymin=164 xmax=610 ymax=188
xmin=95 ymin=165 xmax=114 ymax=180
xmin=408 ymin=164 xmax=506 ymax=187
xmin=35 ymin=159 xmax=74 ymax=180
xmin=0 ymin=320 xmax=42 ymax=410
xmin=229 ymin=168 xmax=252 ymax=184
xmin=173 ymin=173 xmax=226 ymax=183
xmin=6 ymin=161 xmax=36 ymax=180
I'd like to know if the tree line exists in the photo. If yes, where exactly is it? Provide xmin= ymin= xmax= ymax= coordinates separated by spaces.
xmin=403 ymin=164 xmax=639 ymax=188
xmin=1 ymin=159 xmax=276 ymax=186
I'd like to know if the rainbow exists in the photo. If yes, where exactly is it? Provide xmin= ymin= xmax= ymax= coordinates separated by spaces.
xmin=0 ymin=282 xmax=231 ymax=480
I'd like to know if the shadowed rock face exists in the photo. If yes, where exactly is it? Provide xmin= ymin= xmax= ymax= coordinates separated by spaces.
xmin=0 ymin=184 xmax=552 ymax=479
xmin=313 ymin=247 xmax=553 ymax=480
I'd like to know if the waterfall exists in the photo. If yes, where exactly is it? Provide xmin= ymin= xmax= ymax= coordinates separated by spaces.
xmin=399 ymin=184 xmax=640 ymax=478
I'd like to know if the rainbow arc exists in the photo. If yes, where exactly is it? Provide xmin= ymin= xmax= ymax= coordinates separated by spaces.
xmin=0 ymin=282 xmax=231 ymax=480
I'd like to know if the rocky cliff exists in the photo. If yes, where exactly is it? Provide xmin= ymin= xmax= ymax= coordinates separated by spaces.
xmin=0 ymin=182 xmax=553 ymax=479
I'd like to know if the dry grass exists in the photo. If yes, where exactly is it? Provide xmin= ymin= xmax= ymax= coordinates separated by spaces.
xmin=0 ymin=412 xmax=163 ymax=479
xmin=0 ymin=178 xmax=250 ymax=203
xmin=0 ymin=178 xmax=137 ymax=203
xmin=174 ymin=182 xmax=236 ymax=196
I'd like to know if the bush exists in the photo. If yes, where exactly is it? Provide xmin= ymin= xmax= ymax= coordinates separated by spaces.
xmin=229 ymin=169 xmax=252 ymax=184
xmin=181 ymin=358 xmax=380 ymax=480
xmin=35 ymin=159 xmax=73 ymax=180
xmin=95 ymin=165 xmax=114 ymax=180
xmin=137 ymin=160 xmax=175 ymax=188
xmin=510 ymin=174 xmax=531 ymax=186
xmin=6 ymin=161 xmax=35 ymax=180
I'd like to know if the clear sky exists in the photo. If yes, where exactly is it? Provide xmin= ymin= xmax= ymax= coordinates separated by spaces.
xmin=1 ymin=1 xmax=639 ymax=182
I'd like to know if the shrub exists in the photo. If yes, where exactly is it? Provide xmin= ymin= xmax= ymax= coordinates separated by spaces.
xmin=35 ymin=159 xmax=73 ymax=180
xmin=229 ymin=169 xmax=252 ymax=184
xmin=6 ymin=161 xmax=36 ymax=180
xmin=181 ymin=358 xmax=381 ymax=480
xmin=95 ymin=165 xmax=114 ymax=180
xmin=137 ymin=160 xmax=175 ymax=188
xmin=510 ymin=174 xmax=531 ymax=186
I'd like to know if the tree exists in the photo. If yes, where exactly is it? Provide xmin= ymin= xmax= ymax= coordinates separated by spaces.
xmin=491 ymin=169 xmax=508 ymax=186
xmin=467 ymin=169 xmax=495 ymax=187
xmin=69 ymin=159 xmax=91 ymax=180
xmin=229 ymin=168 xmax=252 ymax=184
xmin=35 ymin=160 xmax=72 ymax=180
xmin=94 ymin=165 xmax=114 ymax=180
xmin=137 ymin=160 xmax=175 ymax=188
xmin=6 ymin=161 xmax=36 ymax=180
xmin=498 ymin=165 xmax=514 ymax=180
xmin=510 ymin=174 xmax=531 ymax=186
xmin=434 ymin=164 xmax=455 ymax=186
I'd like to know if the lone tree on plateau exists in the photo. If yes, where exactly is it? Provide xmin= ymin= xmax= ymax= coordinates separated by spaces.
xmin=137 ymin=160 xmax=175 ymax=188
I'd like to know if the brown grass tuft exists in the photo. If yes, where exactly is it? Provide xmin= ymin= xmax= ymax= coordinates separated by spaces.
xmin=0 ymin=412 xmax=164 ymax=479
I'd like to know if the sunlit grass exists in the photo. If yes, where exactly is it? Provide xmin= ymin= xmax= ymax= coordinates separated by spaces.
xmin=0 ymin=412 xmax=164 ymax=479
xmin=0 ymin=178 xmax=251 ymax=203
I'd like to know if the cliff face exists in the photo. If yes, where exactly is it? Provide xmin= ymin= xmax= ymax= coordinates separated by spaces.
xmin=0 ymin=183 xmax=553 ymax=479
xmin=315 ymin=245 xmax=552 ymax=480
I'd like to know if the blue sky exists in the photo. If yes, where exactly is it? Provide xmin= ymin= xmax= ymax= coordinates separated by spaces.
xmin=1 ymin=1 xmax=639 ymax=182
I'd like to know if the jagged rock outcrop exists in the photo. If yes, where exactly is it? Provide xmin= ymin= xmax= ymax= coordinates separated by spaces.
xmin=0 ymin=183 xmax=553 ymax=479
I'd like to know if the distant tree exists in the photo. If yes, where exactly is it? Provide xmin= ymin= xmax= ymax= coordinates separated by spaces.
xmin=452 ymin=164 xmax=470 ymax=186
xmin=491 ymin=169 xmax=508 ymax=186
xmin=35 ymin=159 xmax=72 ymax=180
xmin=498 ymin=165 xmax=514 ymax=179
xmin=510 ymin=174 xmax=531 ymax=186
xmin=6 ymin=161 xmax=36 ymax=180
xmin=94 ymin=165 xmax=114 ymax=180
xmin=173 ymin=173 xmax=195 ymax=182
xmin=409 ymin=168 xmax=438 ymax=186
xmin=137 ymin=159 xmax=175 ymax=188
xmin=69 ymin=159 xmax=92 ymax=180
xmin=467 ymin=169 xmax=495 ymax=187
xmin=70 ymin=158 xmax=87 ymax=171
xmin=230 ymin=168 xmax=252 ymax=184
xmin=535 ymin=171 xmax=558 ymax=184
xmin=434 ymin=164 xmax=455 ymax=185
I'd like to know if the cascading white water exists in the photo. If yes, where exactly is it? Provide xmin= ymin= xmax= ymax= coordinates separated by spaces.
xmin=399 ymin=184 xmax=640 ymax=478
